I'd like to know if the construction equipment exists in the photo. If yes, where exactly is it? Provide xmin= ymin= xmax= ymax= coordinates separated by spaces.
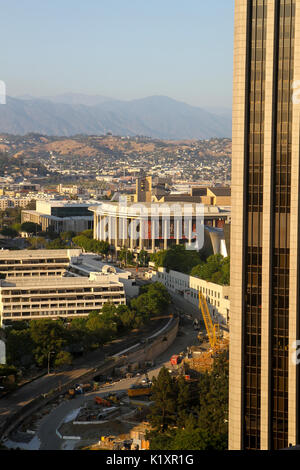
xmin=193 ymin=318 xmax=201 ymax=331
xmin=127 ymin=373 xmax=152 ymax=398
xmin=170 ymin=355 xmax=181 ymax=366
xmin=127 ymin=384 xmax=152 ymax=398
xmin=198 ymin=291 xmax=220 ymax=349
xmin=94 ymin=396 xmax=111 ymax=407
xmin=68 ymin=388 xmax=76 ymax=399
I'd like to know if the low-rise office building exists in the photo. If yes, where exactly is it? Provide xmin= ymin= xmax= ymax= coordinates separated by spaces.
xmin=0 ymin=273 xmax=126 ymax=324
xmin=149 ymin=266 xmax=230 ymax=325
xmin=0 ymin=196 xmax=34 ymax=210
xmin=21 ymin=200 xmax=94 ymax=234
xmin=0 ymin=249 xmax=82 ymax=279
xmin=67 ymin=253 xmax=139 ymax=298
xmin=0 ymin=249 xmax=139 ymax=298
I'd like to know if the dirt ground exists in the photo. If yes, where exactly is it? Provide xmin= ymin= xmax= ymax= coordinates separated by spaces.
xmin=60 ymin=419 xmax=135 ymax=449
xmin=58 ymin=396 xmax=148 ymax=449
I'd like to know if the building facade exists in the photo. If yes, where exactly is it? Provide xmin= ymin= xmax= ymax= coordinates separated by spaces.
xmin=90 ymin=201 xmax=230 ymax=254
xmin=0 ymin=249 xmax=82 ymax=279
xmin=0 ymin=249 xmax=139 ymax=299
xmin=67 ymin=254 xmax=140 ymax=298
xmin=149 ymin=267 xmax=230 ymax=326
xmin=230 ymin=0 xmax=300 ymax=450
xmin=0 ymin=273 xmax=126 ymax=325
xmin=135 ymin=176 xmax=153 ymax=203
xmin=21 ymin=200 xmax=94 ymax=234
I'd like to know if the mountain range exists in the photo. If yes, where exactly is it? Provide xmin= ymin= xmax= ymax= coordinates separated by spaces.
xmin=0 ymin=94 xmax=232 ymax=140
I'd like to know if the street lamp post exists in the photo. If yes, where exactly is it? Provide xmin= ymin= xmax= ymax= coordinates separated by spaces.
xmin=47 ymin=351 xmax=55 ymax=375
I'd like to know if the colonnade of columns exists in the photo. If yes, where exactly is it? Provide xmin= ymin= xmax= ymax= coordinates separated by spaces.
xmin=94 ymin=213 xmax=212 ymax=252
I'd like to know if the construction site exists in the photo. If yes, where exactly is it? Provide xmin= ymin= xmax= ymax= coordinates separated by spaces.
xmin=2 ymin=290 xmax=229 ymax=451
xmin=57 ymin=388 xmax=152 ymax=450
xmin=174 ymin=291 xmax=229 ymax=375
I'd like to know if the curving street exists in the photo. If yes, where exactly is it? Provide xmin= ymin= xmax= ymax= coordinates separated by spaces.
xmin=0 ymin=316 xmax=169 ymax=433
xmin=37 ymin=319 xmax=199 ymax=450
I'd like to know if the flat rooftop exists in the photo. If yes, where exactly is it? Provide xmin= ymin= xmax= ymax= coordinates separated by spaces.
xmin=37 ymin=200 xmax=94 ymax=208
xmin=0 ymin=275 xmax=123 ymax=289
xmin=89 ymin=202 xmax=231 ymax=217
xmin=0 ymin=249 xmax=82 ymax=260
xmin=21 ymin=209 xmax=93 ymax=220
xmin=71 ymin=254 xmax=126 ymax=275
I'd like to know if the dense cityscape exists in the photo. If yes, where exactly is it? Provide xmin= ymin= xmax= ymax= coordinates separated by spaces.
xmin=0 ymin=134 xmax=231 ymax=186
xmin=1 ymin=0 xmax=300 ymax=460
xmin=0 ymin=133 xmax=231 ymax=452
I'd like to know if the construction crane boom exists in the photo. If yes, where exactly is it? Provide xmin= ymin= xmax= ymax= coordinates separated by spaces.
xmin=198 ymin=291 xmax=219 ymax=349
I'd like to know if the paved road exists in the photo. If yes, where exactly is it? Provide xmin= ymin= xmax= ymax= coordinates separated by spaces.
xmin=37 ymin=321 xmax=199 ymax=450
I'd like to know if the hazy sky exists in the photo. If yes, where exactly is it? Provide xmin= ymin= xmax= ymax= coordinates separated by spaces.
xmin=1 ymin=0 xmax=235 ymax=108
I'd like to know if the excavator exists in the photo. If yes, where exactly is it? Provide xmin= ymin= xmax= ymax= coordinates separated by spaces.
xmin=198 ymin=291 xmax=221 ymax=350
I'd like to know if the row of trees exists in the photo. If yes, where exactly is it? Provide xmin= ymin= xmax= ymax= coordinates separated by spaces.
xmin=150 ymin=246 xmax=230 ymax=286
xmin=147 ymin=351 xmax=229 ymax=450
xmin=0 ymin=223 xmax=112 ymax=256
xmin=0 ymin=201 xmax=36 ymax=232
xmin=27 ymin=228 xmax=110 ymax=255
xmin=118 ymin=248 xmax=150 ymax=267
xmin=72 ymin=231 xmax=110 ymax=255
xmin=191 ymin=254 xmax=230 ymax=286
xmin=5 ymin=282 xmax=171 ymax=370
xmin=150 ymin=245 xmax=204 ymax=274
xmin=0 ymin=221 xmax=42 ymax=239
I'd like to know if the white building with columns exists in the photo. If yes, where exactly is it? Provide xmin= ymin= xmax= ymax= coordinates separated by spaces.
xmin=90 ymin=201 xmax=230 ymax=255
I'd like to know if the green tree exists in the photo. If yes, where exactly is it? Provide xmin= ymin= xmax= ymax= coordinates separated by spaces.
xmin=131 ymin=294 xmax=154 ymax=320
xmin=137 ymin=249 xmax=149 ymax=266
xmin=170 ymin=421 xmax=219 ymax=450
xmin=176 ymin=376 xmax=193 ymax=423
xmin=196 ymin=351 xmax=229 ymax=449
xmin=54 ymin=351 xmax=73 ymax=368
xmin=60 ymin=231 xmax=76 ymax=242
xmin=148 ymin=367 xmax=178 ymax=433
xmin=118 ymin=248 xmax=134 ymax=266
xmin=81 ymin=229 xmax=93 ymax=239
xmin=147 ymin=350 xmax=229 ymax=451
xmin=11 ymin=223 xmax=21 ymax=233
xmin=116 ymin=305 xmax=136 ymax=331
xmin=151 ymin=246 xmax=203 ymax=274
xmin=138 ymin=282 xmax=171 ymax=316
xmin=85 ymin=311 xmax=117 ymax=346
xmin=29 ymin=319 xmax=68 ymax=368
xmin=20 ymin=222 xmax=42 ymax=234
xmin=25 ymin=200 xmax=36 ymax=211
xmin=191 ymin=255 xmax=230 ymax=286
xmin=72 ymin=235 xmax=109 ymax=255
xmin=6 ymin=328 xmax=35 ymax=366
xmin=28 ymin=237 xmax=48 ymax=250
xmin=0 ymin=227 xmax=18 ymax=238
xmin=47 ymin=238 xmax=68 ymax=249
xmin=0 ymin=364 xmax=17 ymax=377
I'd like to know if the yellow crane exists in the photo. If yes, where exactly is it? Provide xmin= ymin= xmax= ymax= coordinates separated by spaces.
xmin=198 ymin=291 xmax=220 ymax=349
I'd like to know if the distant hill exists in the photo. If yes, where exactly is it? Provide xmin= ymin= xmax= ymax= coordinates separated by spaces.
xmin=17 ymin=93 xmax=115 ymax=107
xmin=0 ymin=95 xmax=232 ymax=140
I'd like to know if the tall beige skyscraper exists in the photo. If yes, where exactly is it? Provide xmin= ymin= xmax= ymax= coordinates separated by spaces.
xmin=230 ymin=0 xmax=300 ymax=450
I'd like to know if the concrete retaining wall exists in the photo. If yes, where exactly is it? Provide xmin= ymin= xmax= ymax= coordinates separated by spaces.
xmin=125 ymin=317 xmax=179 ymax=364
